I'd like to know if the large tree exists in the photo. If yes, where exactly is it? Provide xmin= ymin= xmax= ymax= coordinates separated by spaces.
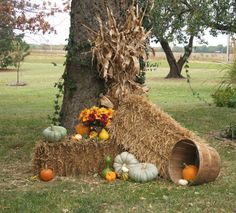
xmin=60 ymin=0 xmax=129 ymax=131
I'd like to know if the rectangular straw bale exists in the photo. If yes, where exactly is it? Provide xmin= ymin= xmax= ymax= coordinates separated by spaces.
xmin=33 ymin=139 xmax=123 ymax=176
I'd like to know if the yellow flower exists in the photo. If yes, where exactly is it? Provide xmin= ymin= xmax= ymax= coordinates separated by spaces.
xmin=82 ymin=115 xmax=89 ymax=122
xmin=91 ymin=106 xmax=99 ymax=112
xmin=106 ymin=108 xmax=114 ymax=119
xmin=79 ymin=108 xmax=90 ymax=121
xmin=99 ymin=107 xmax=108 ymax=115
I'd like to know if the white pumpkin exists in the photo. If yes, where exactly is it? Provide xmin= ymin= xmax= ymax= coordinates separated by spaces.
xmin=129 ymin=163 xmax=158 ymax=182
xmin=113 ymin=152 xmax=139 ymax=176
xmin=178 ymin=179 xmax=188 ymax=186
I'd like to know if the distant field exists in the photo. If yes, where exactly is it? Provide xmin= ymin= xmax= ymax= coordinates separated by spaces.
xmin=0 ymin=53 xmax=235 ymax=213
xmin=27 ymin=49 xmax=234 ymax=64
xmin=150 ymin=52 xmax=233 ymax=62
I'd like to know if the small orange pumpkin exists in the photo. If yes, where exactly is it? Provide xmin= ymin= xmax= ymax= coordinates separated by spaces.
xmin=182 ymin=164 xmax=198 ymax=181
xmin=89 ymin=131 xmax=98 ymax=139
xmin=105 ymin=171 xmax=116 ymax=182
xmin=39 ymin=168 xmax=54 ymax=182
xmin=75 ymin=123 xmax=90 ymax=135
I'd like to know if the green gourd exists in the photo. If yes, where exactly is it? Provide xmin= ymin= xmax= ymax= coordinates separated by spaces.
xmin=42 ymin=125 xmax=67 ymax=142
xmin=129 ymin=163 xmax=158 ymax=182
xmin=101 ymin=156 xmax=113 ymax=178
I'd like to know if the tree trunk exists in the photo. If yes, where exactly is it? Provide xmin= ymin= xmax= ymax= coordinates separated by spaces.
xmin=16 ymin=62 xmax=20 ymax=84
xmin=161 ymin=36 xmax=194 ymax=79
xmin=60 ymin=0 xmax=128 ymax=132
xmin=177 ymin=35 xmax=194 ymax=72
xmin=160 ymin=39 xmax=184 ymax=78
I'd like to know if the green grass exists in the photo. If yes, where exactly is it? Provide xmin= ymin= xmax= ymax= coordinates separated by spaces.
xmin=0 ymin=55 xmax=236 ymax=213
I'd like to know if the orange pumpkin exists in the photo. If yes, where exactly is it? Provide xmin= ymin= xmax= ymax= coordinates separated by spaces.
xmin=39 ymin=168 xmax=54 ymax=181
xmin=89 ymin=131 xmax=98 ymax=139
xmin=182 ymin=164 xmax=198 ymax=181
xmin=75 ymin=123 xmax=90 ymax=135
xmin=105 ymin=171 xmax=116 ymax=182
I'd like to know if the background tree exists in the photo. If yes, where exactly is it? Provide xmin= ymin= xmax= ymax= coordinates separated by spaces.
xmin=0 ymin=27 xmax=15 ymax=68
xmin=0 ymin=0 xmax=70 ymax=33
xmin=11 ymin=36 xmax=30 ymax=85
xmin=150 ymin=0 xmax=209 ymax=78
xmin=150 ymin=0 xmax=236 ymax=78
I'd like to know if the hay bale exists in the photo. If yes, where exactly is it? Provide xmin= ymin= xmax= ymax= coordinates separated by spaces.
xmin=109 ymin=95 xmax=204 ymax=179
xmin=33 ymin=139 xmax=123 ymax=176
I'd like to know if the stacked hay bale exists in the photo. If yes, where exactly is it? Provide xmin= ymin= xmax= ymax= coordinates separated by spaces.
xmin=109 ymin=94 xmax=204 ymax=179
xmin=33 ymin=139 xmax=123 ymax=176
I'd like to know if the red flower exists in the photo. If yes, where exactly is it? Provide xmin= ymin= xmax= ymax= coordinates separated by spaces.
xmin=88 ymin=113 xmax=96 ymax=122
xmin=100 ymin=114 xmax=108 ymax=126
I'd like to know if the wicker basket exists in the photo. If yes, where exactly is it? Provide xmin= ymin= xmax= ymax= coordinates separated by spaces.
xmin=168 ymin=139 xmax=221 ymax=185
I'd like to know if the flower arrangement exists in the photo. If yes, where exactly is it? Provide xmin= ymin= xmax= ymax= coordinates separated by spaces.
xmin=75 ymin=106 xmax=114 ymax=140
xmin=79 ymin=106 xmax=113 ymax=127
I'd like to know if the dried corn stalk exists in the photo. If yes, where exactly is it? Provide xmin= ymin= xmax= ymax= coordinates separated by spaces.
xmin=83 ymin=4 xmax=151 ymax=107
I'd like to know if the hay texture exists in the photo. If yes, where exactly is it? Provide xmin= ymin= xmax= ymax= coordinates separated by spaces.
xmin=109 ymin=95 xmax=204 ymax=179
xmin=33 ymin=139 xmax=123 ymax=176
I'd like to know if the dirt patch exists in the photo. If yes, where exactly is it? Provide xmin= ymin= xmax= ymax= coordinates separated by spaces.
xmin=7 ymin=82 xmax=27 ymax=86
xmin=206 ymin=131 xmax=236 ymax=149
xmin=0 ymin=68 xmax=16 ymax=72
xmin=0 ymin=161 xmax=32 ymax=191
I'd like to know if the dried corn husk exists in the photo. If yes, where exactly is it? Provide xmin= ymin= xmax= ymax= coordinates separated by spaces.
xmin=83 ymin=4 xmax=150 ymax=106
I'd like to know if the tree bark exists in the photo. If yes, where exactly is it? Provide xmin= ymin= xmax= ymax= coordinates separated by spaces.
xmin=177 ymin=35 xmax=194 ymax=72
xmin=161 ymin=36 xmax=194 ymax=79
xmin=160 ymin=39 xmax=184 ymax=78
xmin=60 ymin=0 xmax=128 ymax=132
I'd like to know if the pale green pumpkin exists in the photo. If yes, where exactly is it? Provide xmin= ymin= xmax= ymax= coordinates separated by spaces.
xmin=42 ymin=125 xmax=67 ymax=142
xmin=113 ymin=152 xmax=139 ymax=176
xmin=129 ymin=163 xmax=158 ymax=182
xmin=52 ymin=126 xmax=67 ymax=137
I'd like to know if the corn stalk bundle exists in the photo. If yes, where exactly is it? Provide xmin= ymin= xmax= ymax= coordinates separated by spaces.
xmin=83 ymin=4 xmax=151 ymax=107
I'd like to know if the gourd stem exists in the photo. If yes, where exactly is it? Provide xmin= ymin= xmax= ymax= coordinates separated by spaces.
xmin=105 ymin=161 xmax=110 ymax=168
xmin=50 ymin=124 xmax=54 ymax=131
xmin=105 ymin=156 xmax=111 ymax=168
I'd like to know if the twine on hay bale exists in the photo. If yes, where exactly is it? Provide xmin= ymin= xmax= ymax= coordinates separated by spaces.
xmin=33 ymin=139 xmax=123 ymax=176
xmin=109 ymin=94 xmax=204 ymax=179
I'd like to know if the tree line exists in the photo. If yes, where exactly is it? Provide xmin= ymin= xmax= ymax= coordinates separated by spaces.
xmin=154 ymin=45 xmax=228 ymax=54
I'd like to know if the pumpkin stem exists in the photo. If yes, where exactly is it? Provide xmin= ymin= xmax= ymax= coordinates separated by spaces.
xmin=50 ymin=125 xmax=55 ymax=131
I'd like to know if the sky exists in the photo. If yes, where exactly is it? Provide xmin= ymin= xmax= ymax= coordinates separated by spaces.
xmin=23 ymin=11 xmax=230 ymax=47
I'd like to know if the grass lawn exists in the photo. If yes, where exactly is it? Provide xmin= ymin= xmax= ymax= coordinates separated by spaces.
xmin=0 ymin=53 xmax=235 ymax=213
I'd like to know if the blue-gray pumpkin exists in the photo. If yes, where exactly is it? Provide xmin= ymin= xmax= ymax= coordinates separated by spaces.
xmin=42 ymin=125 xmax=67 ymax=142
xmin=129 ymin=163 xmax=158 ymax=182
